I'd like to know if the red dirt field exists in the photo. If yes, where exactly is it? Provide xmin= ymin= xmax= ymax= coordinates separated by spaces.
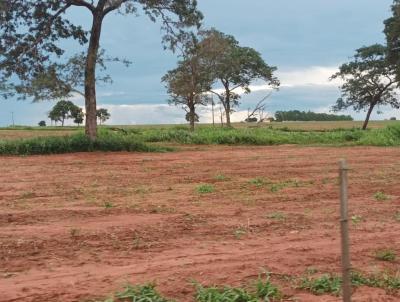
xmin=0 ymin=145 xmax=399 ymax=302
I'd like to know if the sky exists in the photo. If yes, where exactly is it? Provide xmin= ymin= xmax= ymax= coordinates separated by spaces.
xmin=0 ymin=0 xmax=396 ymax=126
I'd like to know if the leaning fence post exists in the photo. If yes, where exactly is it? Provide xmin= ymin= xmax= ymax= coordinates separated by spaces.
xmin=339 ymin=159 xmax=352 ymax=302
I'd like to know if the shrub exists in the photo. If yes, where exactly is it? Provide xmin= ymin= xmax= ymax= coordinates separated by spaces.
xmin=0 ymin=131 xmax=172 ymax=155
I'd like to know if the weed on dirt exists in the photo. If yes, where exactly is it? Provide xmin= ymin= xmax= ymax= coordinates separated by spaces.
xmin=374 ymin=191 xmax=390 ymax=202
xmin=375 ymin=249 xmax=397 ymax=262
xmin=196 ymin=184 xmax=215 ymax=194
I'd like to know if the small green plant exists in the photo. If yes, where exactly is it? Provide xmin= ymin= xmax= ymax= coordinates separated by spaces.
xmin=350 ymin=270 xmax=400 ymax=292
xmin=234 ymin=226 xmax=248 ymax=239
xmin=249 ymin=177 xmax=267 ymax=187
xmin=375 ymin=249 xmax=397 ymax=262
xmin=394 ymin=211 xmax=400 ymax=222
xmin=298 ymin=270 xmax=400 ymax=296
xmin=195 ymin=285 xmax=258 ymax=302
xmin=255 ymin=277 xmax=282 ymax=301
xmin=266 ymin=212 xmax=287 ymax=221
xmin=104 ymin=201 xmax=114 ymax=209
xmin=196 ymin=184 xmax=215 ymax=194
xmin=215 ymin=174 xmax=228 ymax=181
xmin=299 ymin=274 xmax=341 ymax=295
xmin=374 ymin=191 xmax=389 ymax=202
xmin=104 ymin=284 xmax=173 ymax=302
xmin=351 ymin=215 xmax=363 ymax=225
xmin=269 ymin=179 xmax=306 ymax=193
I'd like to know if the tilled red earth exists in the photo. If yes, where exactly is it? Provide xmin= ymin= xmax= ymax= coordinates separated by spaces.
xmin=0 ymin=145 xmax=399 ymax=302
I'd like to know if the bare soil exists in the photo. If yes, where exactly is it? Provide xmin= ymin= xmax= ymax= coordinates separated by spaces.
xmin=0 ymin=145 xmax=399 ymax=302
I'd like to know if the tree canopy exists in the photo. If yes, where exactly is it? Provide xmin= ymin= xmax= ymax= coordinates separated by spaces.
xmin=13 ymin=50 xmax=131 ymax=102
xmin=48 ymin=100 xmax=81 ymax=126
xmin=384 ymin=0 xmax=400 ymax=80
xmin=96 ymin=108 xmax=111 ymax=125
xmin=199 ymin=29 xmax=279 ymax=127
xmin=331 ymin=44 xmax=398 ymax=130
xmin=162 ymin=33 xmax=213 ymax=131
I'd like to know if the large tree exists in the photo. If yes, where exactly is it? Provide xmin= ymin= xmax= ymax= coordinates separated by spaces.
xmin=48 ymin=100 xmax=80 ymax=126
xmin=0 ymin=0 xmax=203 ymax=140
xmin=331 ymin=44 xmax=398 ymax=130
xmin=162 ymin=33 xmax=213 ymax=131
xmin=96 ymin=108 xmax=110 ymax=125
xmin=199 ymin=29 xmax=279 ymax=127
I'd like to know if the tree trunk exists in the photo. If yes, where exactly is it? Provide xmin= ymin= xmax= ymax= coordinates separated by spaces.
xmin=362 ymin=103 xmax=376 ymax=130
xmin=225 ymin=100 xmax=231 ymax=127
xmin=222 ymin=81 xmax=232 ymax=128
xmin=85 ymin=12 xmax=104 ymax=141
xmin=189 ymin=105 xmax=196 ymax=132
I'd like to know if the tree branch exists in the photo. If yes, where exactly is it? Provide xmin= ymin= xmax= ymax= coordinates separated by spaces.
xmin=103 ymin=0 xmax=128 ymax=15
xmin=14 ymin=3 xmax=72 ymax=63
xmin=67 ymin=0 xmax=95 ymax=12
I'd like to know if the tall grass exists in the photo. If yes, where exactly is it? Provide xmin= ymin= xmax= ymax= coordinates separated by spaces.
xmin=0 ymin=130 xmax=171 ymax=155
xmin=127 ymin=124 xmax=400 ymax=147
xmin=2 ymin=124 xmax=399 ymax=155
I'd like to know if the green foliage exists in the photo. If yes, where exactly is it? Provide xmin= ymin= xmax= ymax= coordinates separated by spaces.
xmin=375 ymin=249 xmax=397 ymax=262
xmin=196 ymin=184 xmax=215 ymax=194
xmin=331 ymin=44 xmax=398 ymax=129
xmin=384 ymin=0 xmax=400 ymax=80
xmin=103 ymin=201 xmax=114 ymax=209
xmin=255 ymin=277 xmax=282 ymax=301
xmin=350 ymin=271 xmax=400 ymax=292
xmin=38 ymin=120 xmax=46 ymax=127
xmin=104 ymin=284 xmax=173 ymax=302
xmin=351 ymin=215 xmax=363 ymax=225
xmin=162 ymin=31 xmax=214 ymax=130
xmin=195 ymin=277 xmax=281 ymax=302
xmin=215 ymin=174 xmax=228 ymax=181
xmin=1 ymin=0 xmax=203 ymax=140
xmin=48 ymin=100 xmax=80 ymax=126
xmin=275 ymin=110 xmax=353 ymax=122
xmin=97 ymin=108 xmax=111 ymax=125
xmin=299 ymin=271 xmax=400 ymax=296
xmin=249 ymin=177 xmax=268 ymax=187
xmin=195 ymin=286 xmax=258 ymax=302
xmin=0 ymin=130 xmax=171 ymax=155
xmin=198 ymin=29 xmax=279 ymax=126
xmin=266 ymin=212 xmax=287 ymax=221
xmin=374 ymin=191 xmax=389 ymax=201
xmin=299 ymin=274 xmax=342 ymax=295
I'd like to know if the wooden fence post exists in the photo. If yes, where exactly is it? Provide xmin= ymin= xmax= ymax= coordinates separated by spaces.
xmin=339 ymin=159 xmax=352 ymax=302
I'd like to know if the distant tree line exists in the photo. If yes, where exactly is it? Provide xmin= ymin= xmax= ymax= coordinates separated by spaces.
xmin=275 ymin=110 xmax=353 ymax=122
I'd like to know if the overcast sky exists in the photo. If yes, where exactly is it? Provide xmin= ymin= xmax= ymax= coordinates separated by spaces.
xmin=0 ymin=0 xmax=395 ymax=126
